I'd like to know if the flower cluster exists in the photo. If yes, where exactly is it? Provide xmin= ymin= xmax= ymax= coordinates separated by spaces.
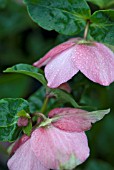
xmin=7 ymin=37 xmax=114 ymax=170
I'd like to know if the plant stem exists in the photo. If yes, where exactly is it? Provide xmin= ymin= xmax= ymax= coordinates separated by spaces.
xmin=34 ymin=112 xmax=47 ymax=120
xmin=84 ymin=20 xmax=90 ymax=40
xmin=40 ymin=96 xmax=49 ymax=114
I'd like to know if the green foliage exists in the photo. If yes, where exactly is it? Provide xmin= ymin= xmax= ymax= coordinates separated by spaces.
xmin=0 ymin=98 xmax=30 ymax=141
xmin=17 ymin=110 xmax=30 ymax=118
xmin=0 ymin=74 xmax=31 ymax=98
xmin=86 ymin=0 xmax=114 ymax=9
xmin=4 ymin=64 xmax=47 ymax=85
xmin=51 ymin=88 xmax=80 ymax=108
xmin=85 ymin=159 xmax=114 ymax=170
xmin=23 ymin=120 xmax=32 ymax=136
xmin=0 ymin=0 xmax=7 ymax=8
xmin=90 ymin=10 xmax=114 ymax=45
xmin=24 ymin=0 xmax=91 ymax=35
xmin=28 ymin=86 xmax=63 ymax=114
xmin=0 ymin=0 xmax=32 ymax=38
xmin=0 ymin=124 xmax=21 ymax=142
xmin=80 ymin=84 xmax=108 ymax=109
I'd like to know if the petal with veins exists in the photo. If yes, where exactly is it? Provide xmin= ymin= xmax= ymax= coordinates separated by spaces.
xmin=72 ymin=43 xmax=114 ymax=86
xmin=33 ymin=38 xmax=80 ymax=67
xmin=45 ymin=47 xmax=79 ymax=88
xmin=31 ymin=126 xmax=89 ymax=170
xmin=49 ymin=108 xmax=110 ymax=132
xmin=7 ymin=140 xmax=48 ymax=170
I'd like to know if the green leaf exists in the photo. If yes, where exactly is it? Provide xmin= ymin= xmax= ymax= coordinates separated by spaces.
xmin=51 ymin=88 xmax=96 ymax=111
xmin=23 ymin=121 xmax=32 ymax=136
xmin=0 ymin=0 xmax=7 ymax=8
xmin=0 ymin=0 xmax=32 ymax=38
xmin=0 ymin=74 xmax=31 ymax=99
xmin=86 ymin=0 xmax=114 ymax=9
xmin=105 ymin=44 xmax=114 ymax=52
xmin=80 ymin=84 xmax=108 ymax=109
xmin=0 ymin=98 xmax=30 ymax=142
xmin=51 ymin=88 xmax=80 ymax=108
xmin=0 ymin=124 xmax=21 ymax=142
xmin=4 ymin=64 xmax=47 ymax=86
xmin=24 ymin=0 xmax=91 ymax=35
xmin=28 ymin=86 xmax=93 ymax=114
xmin=28 ymin=86 xmax=62 ymax=113
xmin=85 ymin=159 xmax=114 ymax=170
xmin=17 ymin=110 xmax=30 ymax=118
xmin=0 ymin=98 xmax=30 ymax=127
xmin=90 ymin=10 xmax=114 ymax=45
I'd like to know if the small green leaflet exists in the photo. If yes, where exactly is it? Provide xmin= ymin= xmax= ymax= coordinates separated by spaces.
xmin=4 ymin=63 xmax=47 ymax=86
xmin=23 ymin=121 xmax=32 ymax=136
xmin=24 ymin=0 xmax=91 ymax=35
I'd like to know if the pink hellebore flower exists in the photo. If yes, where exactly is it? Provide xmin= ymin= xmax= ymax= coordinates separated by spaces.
xmin=8 ymin=108 xmax=110 ymax=170
xmin=34 ymin=38 xmax=114 ymax=88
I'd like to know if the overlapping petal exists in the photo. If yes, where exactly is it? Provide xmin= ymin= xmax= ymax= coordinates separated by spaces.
xmin=8 ymin=140 xmax=47 ymax=170
xmin=45 ymin=47 xmax=79 ymax=87
xmin=48 ymin=108 xmax=110 ymax=132
xmin=31 ymin=126 xmax=89 ymax=170
xmin=72 ymin=42 xmax=114 ymax=86
xmin=33 ymin=38 xmax=80 ymax=67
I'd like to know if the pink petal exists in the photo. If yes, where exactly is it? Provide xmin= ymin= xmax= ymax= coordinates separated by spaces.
xmin=33 ymin=38 xmax=80 ymax=67
xmin=8 ymin=140 xmax=47 ymax=170
xmin=31 ymin=126 xmax=89 ymax=169
xmin=12 ymin=135 xmax=29 ymax=154
xmin=48 ymin=108 xmax=110 ymax=132
xmin=45 ymin=47 xmax=79 ymax=88
xmin=58 ymin=83 xmax=71 ymax=93
xmin=72 ymin=42 xmax=114 ymax=86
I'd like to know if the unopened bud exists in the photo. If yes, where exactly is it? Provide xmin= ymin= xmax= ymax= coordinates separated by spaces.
xmin=17 ymin=117 xmax=28 ymax=127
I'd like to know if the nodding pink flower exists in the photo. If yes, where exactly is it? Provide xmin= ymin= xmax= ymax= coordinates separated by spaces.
xmin=8 ymin=108 xmax=110 ymax=170
xmin=33 ymin=38 xmax=114 ymax=88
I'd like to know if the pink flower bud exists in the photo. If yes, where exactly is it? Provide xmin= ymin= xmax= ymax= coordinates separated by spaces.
xmin=34 ymin=38 xmax=114 ymax=88
xmin=17 ymin=117 xmax=28 ymax=127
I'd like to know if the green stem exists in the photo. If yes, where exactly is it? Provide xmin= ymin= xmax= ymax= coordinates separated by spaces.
xmin=84 ymin=20 xmax=90 ymax=40
xmin=40 ymin=96 xmax=49 ymax=114
xmin=34 ymin=112 xmax=47 ymax=120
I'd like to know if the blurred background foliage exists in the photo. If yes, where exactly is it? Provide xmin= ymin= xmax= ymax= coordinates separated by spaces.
xmin=0 ymin=0 xmax=114 ymax=170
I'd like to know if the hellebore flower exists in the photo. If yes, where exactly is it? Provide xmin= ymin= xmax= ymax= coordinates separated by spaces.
xmin=8 ymin=108 xmax=110 ymax=170
xmin=33 ymin=38 xmax=114 ymax=88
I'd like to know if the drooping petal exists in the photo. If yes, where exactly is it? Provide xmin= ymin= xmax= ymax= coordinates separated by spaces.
xmin=31 ymin=126 xmax=89 ymax=170
xmin=45 ymin=47 xmax=79 ymax=88
xmin=72 ymin=42 xmax=114 ymax=86
xmin=48 ymin=108 xmax=110 ymax=132
xmin=33 ymin=38 xmax=80 ymax=67
xmin=8 ymin=140 xmax=48 ymax=170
